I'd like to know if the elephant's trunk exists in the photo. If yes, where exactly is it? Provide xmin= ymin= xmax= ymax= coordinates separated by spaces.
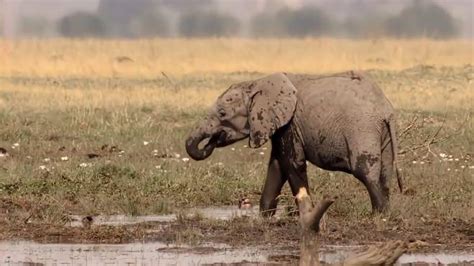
xmin=185 ymin=131 xmax=217 ymax=161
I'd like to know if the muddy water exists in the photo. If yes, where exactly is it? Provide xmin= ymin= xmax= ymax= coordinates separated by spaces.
xmin=0 ymin=241 xmax=268 ymax=265
xmin=1 ymin=241 xmax=473 ymax=265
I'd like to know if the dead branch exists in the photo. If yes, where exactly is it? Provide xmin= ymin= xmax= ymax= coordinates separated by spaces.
xmin=161 ymin=71 xmax=179 ymax=92
xmin=397 ymin=112 xmax=468 ymax=160
xmin=296 ymin=195 xmax=407 ymax=266
xmin=398 ymin=118 xmax=445 ymax=156
xmin=397 ymin=115 xmax=420 ymax=144
xmin=298 ymin=197 xmax=335 ymax=232
xmin=342 ymin=240 xmax=407 ymax=266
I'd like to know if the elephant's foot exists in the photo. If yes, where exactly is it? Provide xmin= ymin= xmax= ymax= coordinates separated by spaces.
xmin=367 ymin=184 xmax=389 ymax=214
xmin=259 ymin=198 xmax=278 ymax=217
xmin=371 ymin=199 xmax=389 ymax=215
xmin=371 ymin=202 xmax=388 ymax=214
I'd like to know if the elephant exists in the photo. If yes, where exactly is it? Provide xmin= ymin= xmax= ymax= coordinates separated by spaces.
xmin=185 ymin=71 xmax=402 ymax=215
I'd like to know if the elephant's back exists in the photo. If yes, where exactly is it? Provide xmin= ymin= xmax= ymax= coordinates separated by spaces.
xmin=290 ymin=72 xmax=394 ymax=120
xmin=288 ymin=72 xmax=394 ymax=171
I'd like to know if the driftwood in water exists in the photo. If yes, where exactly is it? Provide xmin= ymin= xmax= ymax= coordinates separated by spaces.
xmin=343 ymin=241 xmax=407 ymax=266
xmin=295 ymin=189 xmax=406 ymax=266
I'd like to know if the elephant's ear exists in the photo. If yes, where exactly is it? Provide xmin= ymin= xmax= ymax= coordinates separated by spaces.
xmin=248 ymin=73 xmax=297 ymax=148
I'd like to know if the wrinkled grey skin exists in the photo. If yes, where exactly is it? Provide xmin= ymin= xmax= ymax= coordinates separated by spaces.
xmin=185 ymin=71 xmax=402 ymax=215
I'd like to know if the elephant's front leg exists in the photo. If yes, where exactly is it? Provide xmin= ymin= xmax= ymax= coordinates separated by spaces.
xmin=286 ymin=159 xmax=311 ymax=216
xmin=260 ymin=153 xmax=287 ymax=217
xmin=287 ymin=160 xmax=309 ymax=198
xmin=262 ymin=125 xmax=311 ymax=216
xmin=279 ymin=137 xmax=311 ymax=216
xmin=261 ymin=155 xmax=309 ymax=218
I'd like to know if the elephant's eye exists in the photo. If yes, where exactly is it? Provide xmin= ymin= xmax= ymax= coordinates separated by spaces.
xmin=218 ymin=109 xmax=226 ymax=118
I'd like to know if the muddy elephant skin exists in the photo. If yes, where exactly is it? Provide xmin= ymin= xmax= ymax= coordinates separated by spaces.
xmin=185 ymin=71 xmax=402 ymax=215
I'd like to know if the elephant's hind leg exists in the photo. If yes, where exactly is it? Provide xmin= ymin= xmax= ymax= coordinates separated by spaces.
xmin=351 ymin=148 xmax=388 ymax=213
xmin=380 ymin=134 xmax=395 ymax=200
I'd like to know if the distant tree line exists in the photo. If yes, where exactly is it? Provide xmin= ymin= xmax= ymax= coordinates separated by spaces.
xmin=53 ymin=0 xmax=457 ymax=39
xmin=251 ymin=0 xmax=457 ymax=38
xmin=251 ymin=6 xmax=334 ymax=37
xmin=385 ymin=0 xmax=457 ymax=38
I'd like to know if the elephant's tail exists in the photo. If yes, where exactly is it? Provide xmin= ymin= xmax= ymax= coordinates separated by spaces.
xmin=386 ymin=116 xmax=403 ymax=193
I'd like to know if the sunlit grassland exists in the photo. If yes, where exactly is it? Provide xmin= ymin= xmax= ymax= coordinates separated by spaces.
xmin=0 ymin=39 xmax=472 ymax=228
xmin=0 ymin=38 xmax=472 ymax=78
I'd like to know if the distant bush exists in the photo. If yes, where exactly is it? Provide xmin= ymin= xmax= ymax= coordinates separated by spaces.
xmin=178 ymin=11 xmax=240 ymax=37
xmin=58 ymin=12 xmax=106 ymax=38
xmin=98 ymin=0 xmax=156 ymax=37
xmin=129 ymin=9 xmax=170 ymax=37
xmin=342 ymin=16 xmax=387 ymax=38
xmin=280 ymin=7 xmax=333 ymax=37
xmin=251 ymin=6 xmax=333 ymax=37
xmin=251 ymin=12 xmax=285 ymax=37
xmin=386 ymin=0 xmax=457 ymax=38
xmin=20 ymin=16 xmax=51 ymax=37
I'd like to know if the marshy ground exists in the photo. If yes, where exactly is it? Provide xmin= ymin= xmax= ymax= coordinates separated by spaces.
xmin=0 ymin=39 xmax=472 ymax=264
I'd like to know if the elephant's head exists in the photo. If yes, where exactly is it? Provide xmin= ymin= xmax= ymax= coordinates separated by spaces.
xmin=185 ymin=73 xmax=297 ymax=160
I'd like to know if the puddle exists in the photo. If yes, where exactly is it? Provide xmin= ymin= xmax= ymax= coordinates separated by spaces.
xmin=0 ymin=241 xmax=268 ymax=265
xmin=1 ymin=241 xmax=472 ymax=265
xmin=68 ymin=206 xmax=263 ymax=227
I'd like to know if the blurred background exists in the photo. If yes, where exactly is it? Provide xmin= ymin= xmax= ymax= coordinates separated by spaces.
xmin=1 ymin=0 xmax=472 ymax=39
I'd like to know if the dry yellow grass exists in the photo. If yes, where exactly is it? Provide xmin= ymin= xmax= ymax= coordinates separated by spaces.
xmin=2 ymin=83 xmax=220 ymax=112
xmin=0 ymin=38 xmax=472 ymax=78
xmin=3 ymin=71 xmax=472 ymax=114
xmin=1 ymin=38 xmax=472 ymax=114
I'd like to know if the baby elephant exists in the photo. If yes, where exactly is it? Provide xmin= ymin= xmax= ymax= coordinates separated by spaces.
xmin=185 ymin=71 xmax=402 ymax=215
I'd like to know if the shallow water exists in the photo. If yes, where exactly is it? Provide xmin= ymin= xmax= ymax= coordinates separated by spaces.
xmin=1 ymin=241 xmax=473 ymax=265
xmin=68 ymin=206 xmax=263 ymax=227
xmin=0 ymin=241 xmax=267 ymax=265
